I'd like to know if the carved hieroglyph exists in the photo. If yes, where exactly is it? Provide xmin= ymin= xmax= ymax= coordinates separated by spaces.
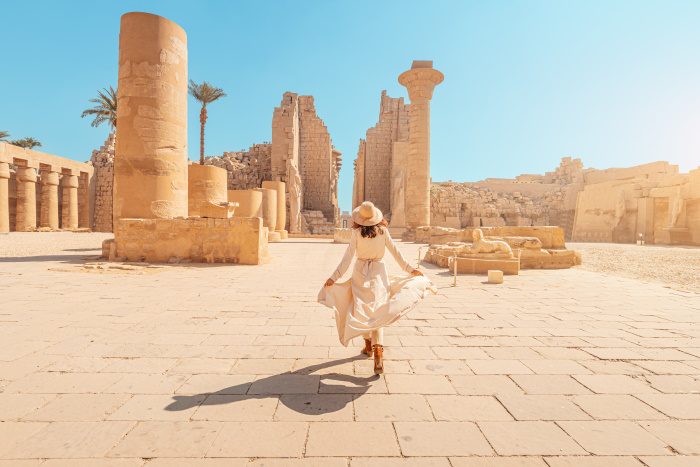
xmin=398 ymin=61 xmax=443 ymax=229
xmin=113 ymin=12 xmax=188 ymax=221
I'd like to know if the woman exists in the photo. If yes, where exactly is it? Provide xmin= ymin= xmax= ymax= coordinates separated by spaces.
xmin=318 ymin=201 xmax=436 ymax=374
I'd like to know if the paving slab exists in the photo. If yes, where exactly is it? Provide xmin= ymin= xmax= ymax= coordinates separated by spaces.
xmin=1 ymin=234 xmax=699 ymax=464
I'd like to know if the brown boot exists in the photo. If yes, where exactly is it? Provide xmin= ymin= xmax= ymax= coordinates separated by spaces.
xmin=361 ymin=338 xmax=373 ymax=357
xmin=373 ymin=344 xmax=384 ymax=374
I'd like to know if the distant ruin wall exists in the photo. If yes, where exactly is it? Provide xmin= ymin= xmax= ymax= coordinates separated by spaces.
xmin=204 ymin=92 xmax=340 ymax=233
xmin=204 ymin=144 xmax=272 ymax=190
xmin=361 ymin=91 xmax=409 ymax=215
xmin=90 ymin=133 xmax=115 ymax=232
xmin=298 ymin=95 xmax=336 ymax=221
xmin=429 ymin=157 xmax=584 ymax=239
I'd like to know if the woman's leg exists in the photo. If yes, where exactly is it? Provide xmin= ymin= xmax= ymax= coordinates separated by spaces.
xmin=372 ymin=328 xmax=384 ymax=374
xmin=371 ymin=328 xmax=384 ymax=346
xmin=362 ymin=333 xmax=373 ymax=356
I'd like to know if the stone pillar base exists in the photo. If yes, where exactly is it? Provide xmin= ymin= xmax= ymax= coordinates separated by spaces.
xmin=276 ymin=229 xmax=288 ymax=240
xmin=268 ymin=230 xmax=282 ymax=242
xmin=109 ymin=217 xmax=268 ymax=264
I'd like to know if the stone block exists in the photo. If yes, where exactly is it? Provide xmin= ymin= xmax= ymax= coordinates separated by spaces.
xmin=446 ymin=255 xmax=519 ymax=275
xmin=488 ymin=270 xmax=504 ymax=283
xmin=113 ymin=216 xmax=267 ymax=264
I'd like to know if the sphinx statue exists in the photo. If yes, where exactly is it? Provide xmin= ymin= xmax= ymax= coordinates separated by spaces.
xmin=463 ymin=228 xmax=514 ymax=257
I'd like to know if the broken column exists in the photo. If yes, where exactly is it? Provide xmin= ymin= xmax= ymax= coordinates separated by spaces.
xmin=61 ymin=173 xmax=79 ymax=230
xmin=258 ymin=187 xmax=280 ymax=242
xmin=229 ymin=189 xmax=262 ymax=218
xmin=113 ymin=12 xmax=188 ymax=221
xmin=0 ymin=162 xmax=9 ymax=233
xmin=188 ymin=165 xmax=234 ymax=218
xmin=15 ymin=166 xmax=37 ymax=231
xmin=398 ymin=61 xmax=443 ymax=229
xmin=40 ymin=168 xmax=60 ymax=230
xmin=262 ymin=180 xmax=287 ymax=238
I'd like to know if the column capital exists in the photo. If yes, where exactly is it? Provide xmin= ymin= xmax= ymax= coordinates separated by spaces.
xmin=61 ymin=173 xmax=79 ymax=188
xmin=16 ymin=166 xmax=38 ymax=183
xmin=398 ymin=62 xmax=444 ymax=102
xmin=41 ymin=170 xmax=60 ymax=186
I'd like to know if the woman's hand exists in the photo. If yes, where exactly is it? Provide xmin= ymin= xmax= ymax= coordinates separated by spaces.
xmin=324 ymin=278 xmax=335 ymax=287
xmin=410 ymin=269 xmax=424 ymax=277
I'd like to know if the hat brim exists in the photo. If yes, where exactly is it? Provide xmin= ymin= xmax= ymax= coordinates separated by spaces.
xmin=351 ymin=206 xmax=383 ymax=226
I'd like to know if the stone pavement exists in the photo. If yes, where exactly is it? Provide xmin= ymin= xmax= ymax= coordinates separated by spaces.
xmin=1 ymin=232 xmax=699 ymax=466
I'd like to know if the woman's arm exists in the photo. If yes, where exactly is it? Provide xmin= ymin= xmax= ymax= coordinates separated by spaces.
xmin=384 ymin=229 xmax=416 ymax=273
xmin=328 ymin=230 xmax=356 ymax=282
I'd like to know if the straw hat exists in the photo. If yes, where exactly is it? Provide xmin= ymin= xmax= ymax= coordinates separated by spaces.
xmin=352 ymin=201 xmax=383 ymax=226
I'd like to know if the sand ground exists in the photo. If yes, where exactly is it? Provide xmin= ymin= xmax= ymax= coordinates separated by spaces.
xmin=570 ymin=242 xmax=700 ymax=294
xmin=0 ymin=232 xmax=699 ymax=466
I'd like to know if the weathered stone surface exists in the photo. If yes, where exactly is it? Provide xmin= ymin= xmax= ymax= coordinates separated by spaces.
xmin=113 ymin=12 xmax=188 ymax=221
xmin=113 ymin=217 xmax=267 ymax=264
xmin=89 ymin=133 xmax=115 ymax=232
xmin=187 ymin=165 xmax=229 ymax=218
xmin=399 ymin=61 xmax=444 ymax=229
xmin=228 ymin=189 xmax=262 ymax=218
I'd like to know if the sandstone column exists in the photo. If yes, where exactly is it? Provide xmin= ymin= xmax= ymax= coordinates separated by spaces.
xmin=78 ymin=173 xmax=90 ymax=229
xmin=228 ymin=189 xmax=262 ymax=217
xmin=40 ymin=169 xmax=60 ymax=230
xmin=61 ymin=174 xmax=79 ymax=230
xmin=15 ymin=166 xmax=37 ymax=231
xmin=188 ymin=165 xmax=228 ymax=217
xmin=114 ymin=12 xmax=188 ymax=221
xmin=258 ymin=187 xmax=280 ymax=242
xmin=0 ymin=162 xmax=10 ymax=233
xmin=262 ymin=180 xmax=286 ymax=235
xmin=398 ymin=61 xmax=443 ymax=229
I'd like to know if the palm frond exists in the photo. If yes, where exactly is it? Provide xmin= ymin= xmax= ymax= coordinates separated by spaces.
xmin=188 ymin=80 xmax=226 ymax=106
xmin=81 ymin=86 xmax=117 ymax=128
xmin=10 ymin=137 xmax=42 ymax=149
xmin=0 ymin=131 xmax=9 ymax=141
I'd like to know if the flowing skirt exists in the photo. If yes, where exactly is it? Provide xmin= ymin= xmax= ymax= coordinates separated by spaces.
xmin=317 ymin=259 xmax=437 ymax=346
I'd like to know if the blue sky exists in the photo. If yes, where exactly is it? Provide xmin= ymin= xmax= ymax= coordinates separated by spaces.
xmin=1 ymin=0 xmax=699 ymax=211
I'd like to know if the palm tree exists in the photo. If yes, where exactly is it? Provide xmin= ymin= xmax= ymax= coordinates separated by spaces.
xmin=10 ymin=137 xmax=42 ymax=150
xmin=81 ymin=86 xmax=117 ymax=128
xmin=0 ymin=131 xmax=9 ymax=141
xmin=188 ymin=80 xmax=226 ymax=165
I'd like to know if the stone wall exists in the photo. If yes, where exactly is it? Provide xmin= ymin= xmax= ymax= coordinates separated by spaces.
xmin=90 ymin=133 xmax=115 ymax=232
xmin=204 ymin=143 xmax=272 ymax=190
xmin=298 ymin=95 xmax=337 ymax=221
xmin=112 ymin=216 xmax=267 ymax=264
xmin=430 ymin=157 xmax=583 ymax=239
xmin=205 ymin=92 xmax=340 ymax=233
xmin=357 ymin=91 xmax=409 ymax=215
xmin=572 ymin=163 xmax=700 ymax=245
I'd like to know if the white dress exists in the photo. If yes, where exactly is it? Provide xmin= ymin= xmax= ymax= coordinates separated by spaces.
xmin=317 ymin=227 xmax=436 ymax=346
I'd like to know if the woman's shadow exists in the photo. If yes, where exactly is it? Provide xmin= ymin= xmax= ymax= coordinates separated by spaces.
xmin=165 ymin=356 xmax=379 ymax=416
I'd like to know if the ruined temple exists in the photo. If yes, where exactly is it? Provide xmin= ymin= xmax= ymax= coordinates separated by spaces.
xmin=204 ymin=92 xmax=341 ymax=234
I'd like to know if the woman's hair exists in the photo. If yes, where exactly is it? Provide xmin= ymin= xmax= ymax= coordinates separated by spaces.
xmin=352 ymin=218 xmax=388 ymax=238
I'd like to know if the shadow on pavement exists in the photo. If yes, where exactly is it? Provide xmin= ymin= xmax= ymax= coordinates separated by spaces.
xmin=166 ymin=355 xmax=378 ymax=416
